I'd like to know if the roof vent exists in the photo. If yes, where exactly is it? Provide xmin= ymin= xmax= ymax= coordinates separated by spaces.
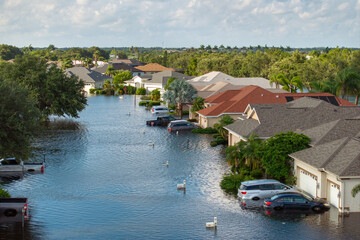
xmin=276 ymin=95 xmax=279 ymax=98
xmin=261 ymin=94 xmax=264 ymax=97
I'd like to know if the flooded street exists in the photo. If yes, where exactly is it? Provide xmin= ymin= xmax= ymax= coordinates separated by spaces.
xmin=1 ymin=95 xmax=359 ymax=240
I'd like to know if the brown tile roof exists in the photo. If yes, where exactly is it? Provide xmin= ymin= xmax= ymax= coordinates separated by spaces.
xmin=197 ymin=86 xmax=355 ymax=117
xmin=135 ymin=63 xmax=175 ymax=72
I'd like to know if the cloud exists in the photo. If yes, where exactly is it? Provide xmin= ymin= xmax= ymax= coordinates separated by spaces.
xmin=0 ymin=0 xmax=358 ymax=48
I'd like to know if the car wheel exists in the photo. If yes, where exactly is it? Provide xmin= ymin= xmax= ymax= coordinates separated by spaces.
xmin=274 ymin=206 xmax=282 ymax=211
xmin=312 ymin=206 xmax=322 ymax=213
xmin=4 ymin=209 xmax=17 ymax=217
xmin=252 ymin=197 xmax=260 ymax=201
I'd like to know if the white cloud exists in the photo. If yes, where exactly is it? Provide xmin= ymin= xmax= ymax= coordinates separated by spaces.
xmin=0 ymin=0 xmax=358 ymax=48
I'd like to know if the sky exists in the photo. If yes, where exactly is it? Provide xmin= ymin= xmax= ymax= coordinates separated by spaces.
xmin=0 ymin=0 xmax=359 ymax=48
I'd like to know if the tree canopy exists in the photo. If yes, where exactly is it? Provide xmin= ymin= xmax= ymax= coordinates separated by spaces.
xmin=162 ymin=79 xmax=197 ymax=118
xmin=0 ymin=78 xmax=40 ymax=159
xmin=0 ymin=55 xmax=87 ymax=120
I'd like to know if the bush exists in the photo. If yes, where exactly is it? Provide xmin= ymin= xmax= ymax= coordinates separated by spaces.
xmin=191 ymin=127 xmax=217 ymax=134
xmin=188 ymin=118 xmax=197 ymax=122
xmin=0 ymin=186 xmax=10 ymax=198
xmin=220 ymin=173 xmax=244 ymax=195
xmin=89 ymin=88 xmax=96 ymax=94
xmin=182 ymin=110 xmax=189 ymax=115
xmin=148 ymin=101 xmax=161 ymax=107
xmin=210 ymin=137 xmax=227 ymax=147
xmin=250 ymin=169 xmax=263 ymax=179
xmin=140 ymin=95 xmax=151 ymax=100
xmin=136 ymin=87 xmax=146 ymax=95
xmin=139 ymin=101 xmax=150 ymax=106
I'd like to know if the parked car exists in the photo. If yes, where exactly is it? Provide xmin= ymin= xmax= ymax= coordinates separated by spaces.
xmin=0 ymin=198 xmax=29 ymax=223
xmin=237 ymin=179 xmax=295 ymax=201
xmin=146 ymin=116 xmax=177 ymax=126
xmin=263 ymin=192 xmax=330 ymax=212
xmin=167 ymin=120 xmax=198 ymax=132
xmin=0 ymin=158 xmax=45 ymax=173
xmin=151 ymin=106 xmax=169 ymax=114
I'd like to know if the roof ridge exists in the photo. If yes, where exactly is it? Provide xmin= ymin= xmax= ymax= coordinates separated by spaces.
xmin=320 ymin=137 xmax=352 ymax=169
xmin=311 ymin=119 xmax=341 ymax=145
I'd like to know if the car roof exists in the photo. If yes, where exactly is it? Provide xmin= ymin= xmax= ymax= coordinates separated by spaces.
xmin=241 ymin=179 xmax=280 ymax=186
xmin=170 ymin=120 xmax=189 ymax=123
xmin=152 ymin=106 xmax=168 ymax=109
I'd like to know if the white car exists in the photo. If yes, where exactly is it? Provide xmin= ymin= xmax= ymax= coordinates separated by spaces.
xmin=151 ymin=106 xmax=169 ymax=114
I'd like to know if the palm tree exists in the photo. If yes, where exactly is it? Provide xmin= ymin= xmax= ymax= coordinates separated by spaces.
xmin=351 ymin=184 xmax=360 ymax=198
xmin=346 ymin=69 xmax=360 ymax=105
xmin=162 ymin=79 xmax=197 ymax=119
xmin=93 ymin=50 xmax=100 ymax=66
xmin=336 ymin=67 xmax=358 ymax=99
xmin=277 ymin=74 xmax=304 ymax=93
xmin=243 ymin=133 xmax=262 ymax=170
xmin=191 ymin=97 xmax=205 ymax=115
xmin=270 ymin=74 xmax=280 ymax=89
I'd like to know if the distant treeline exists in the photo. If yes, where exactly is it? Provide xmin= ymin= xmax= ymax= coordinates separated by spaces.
xmin=1 ymin=43 xmax=359 ymax=104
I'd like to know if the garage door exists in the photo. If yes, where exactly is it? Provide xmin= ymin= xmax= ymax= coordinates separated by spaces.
xmin=298 ymin=169 xmax=317 ymax=197
xmin=328 ymin=182 xmax=340 ymax=208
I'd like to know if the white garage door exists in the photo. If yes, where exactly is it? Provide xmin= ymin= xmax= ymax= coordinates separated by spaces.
xmin=298 ymin=169 xmax=317 ymax=197
xmin=328 ymin=182 xmax=340 ymax=208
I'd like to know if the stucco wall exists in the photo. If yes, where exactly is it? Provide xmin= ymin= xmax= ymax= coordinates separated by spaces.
xmin=228 ymin=132 xmax=241 ymax=146
xmin=344 ymin=179 xmax=360 ymax=212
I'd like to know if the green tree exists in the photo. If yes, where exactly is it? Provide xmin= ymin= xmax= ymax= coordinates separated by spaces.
xmin=0 ymin=55 xmax=87 ymax=120
xmin=0 ymin=44 xmax=22 ymax=60
xmin=150 ymin=88 xmax=161 ymax=101
xmin=191 ymin=96 xmax=204 ymax=114
xmin=136 ymin=87 xmax=146 ymax=95
xmin=164 ymin=76 xmax=176 ymax=90
xmin=277 ymin=74 xmax=304 ymax=93
xmin=258 ymin=132 xmax=310 ymax=183
xmin=185 ymin=57 xmax=198 ymax=76
xmin=61 ymin=58 xmax=73 ymax=70
xmin=213 ymin=115 xmax=235 ymax=139
xmin=336 ymin=67 xmax=359 ymax=99
xmin=113 ymin=70 xmax=133 ymax=88
xmin=162 ymin=79 xmax=197 ymax=119
xmin=0 ymin=78 xmax=40 ymax=159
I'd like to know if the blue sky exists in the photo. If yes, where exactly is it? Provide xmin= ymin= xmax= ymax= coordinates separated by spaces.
xmin=0 ymin=0 xmax=359 ymax=48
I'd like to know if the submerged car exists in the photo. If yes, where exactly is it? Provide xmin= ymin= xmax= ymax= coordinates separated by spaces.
xmin=167 ymin=120 xmax=198 ymax=132
xmin=237 ymin=179 xmax=295 ymax=201
xmin=263 ymin=192 xmax=330 ymax=212
xmin=151 ymin=106 xmax=169 ymax=114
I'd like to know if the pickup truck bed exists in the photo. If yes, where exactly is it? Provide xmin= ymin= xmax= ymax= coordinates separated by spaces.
xmin=0 ymin=198 xmax=29 ymax=223
xmin=146 ymin=116 xmax=177 ymax=126
xmin=0 ymin=158 xmax=44 ymax=173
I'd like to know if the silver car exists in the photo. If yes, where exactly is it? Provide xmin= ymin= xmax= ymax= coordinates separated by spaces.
xmin=237 ymin=179 xmax=294 ymax=201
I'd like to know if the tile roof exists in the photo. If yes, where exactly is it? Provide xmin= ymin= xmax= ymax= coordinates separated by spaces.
xmin=135 ymin=63 xmax=175 ymax=72
xmin=65 ymin=67 xmax=112 ymax=83
xmin=290 ymin=137 xmax=360 ymax=177
xmin=197 ymin=86 xmax=355 ymax=117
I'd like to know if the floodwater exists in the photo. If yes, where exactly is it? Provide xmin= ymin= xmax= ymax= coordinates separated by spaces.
xmin=1 ymin=95 xmax=359 ymax=240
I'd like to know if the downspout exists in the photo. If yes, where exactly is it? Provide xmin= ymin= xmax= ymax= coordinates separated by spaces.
xmin=339 ymin=179 xmax=345 ymax=214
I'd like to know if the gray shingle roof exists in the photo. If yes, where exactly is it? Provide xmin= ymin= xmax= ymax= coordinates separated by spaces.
xmin=225 ymin=97 xmax=360 ymax=139
xmin=66 ymin=67 xmax=112 ymax=83
xmin=290 ymin=137 xmax=360 ymax=177
xmin=148 ymin=70 xmax=193 ymax=86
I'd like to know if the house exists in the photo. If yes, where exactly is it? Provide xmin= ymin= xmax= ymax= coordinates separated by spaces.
xmin=65 ymin=67 xmax=113 ymax=93
xmin=187 ymin=71 xmax=280 ymax=92
xmin=92 ymin=62 xmax=142 ymax=76
xmin=290 ymin=132 xmax=360 ymax=213
xmin=197 ymin=86 xmax=354 ymax=128
xmin=134 ymin=63 xmax=175 ymax=76
xmin=125 ymin=70 xmax=192 ymax=94
xmin=224 ymin=97 xmax=359 ymax=146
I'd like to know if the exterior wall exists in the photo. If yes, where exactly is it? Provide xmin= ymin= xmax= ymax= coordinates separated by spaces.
xmin=228 ymin=132 xmax=242 ymax=146
xmin=198 ymin=116 xmax=220 ymax=128
xmin=84 ymin=83 xmax=95 ymax=93
xmin=294 ymin=158 xmax=360 ymax=213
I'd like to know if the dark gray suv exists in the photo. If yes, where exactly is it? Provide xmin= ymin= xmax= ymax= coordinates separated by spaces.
xmin=167 ymin=120 xmax=198 ymax=132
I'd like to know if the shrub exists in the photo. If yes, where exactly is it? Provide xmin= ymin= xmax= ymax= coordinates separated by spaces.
xmin=89 ymin=88 xmax=96 ymax=94
xmin=188 ymin=118 xmax=197 ymax=122
xmin=136 ymin=87 xmax=146 ymax=95
xmin=192 ymin=127 xmax=217 ymax=134
xmin=148 ymin=101 xmax=161 ymax=107
xmin=140 ymin=95 xmax=151 ymax=100
xmin=250 ymin=169 xmax=263 ymax=179
xmin=220 ymin=173 xmax=244 ymax=195
xmin=0 ymin=186 xmax=10 ymax=198
xmin=139 ymin=101 xmax=150 ymax=106
xmin=210 ymin=137 xmax=227 ymax=147
xmin=182 ymin=110 xmax=189 ymax=115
